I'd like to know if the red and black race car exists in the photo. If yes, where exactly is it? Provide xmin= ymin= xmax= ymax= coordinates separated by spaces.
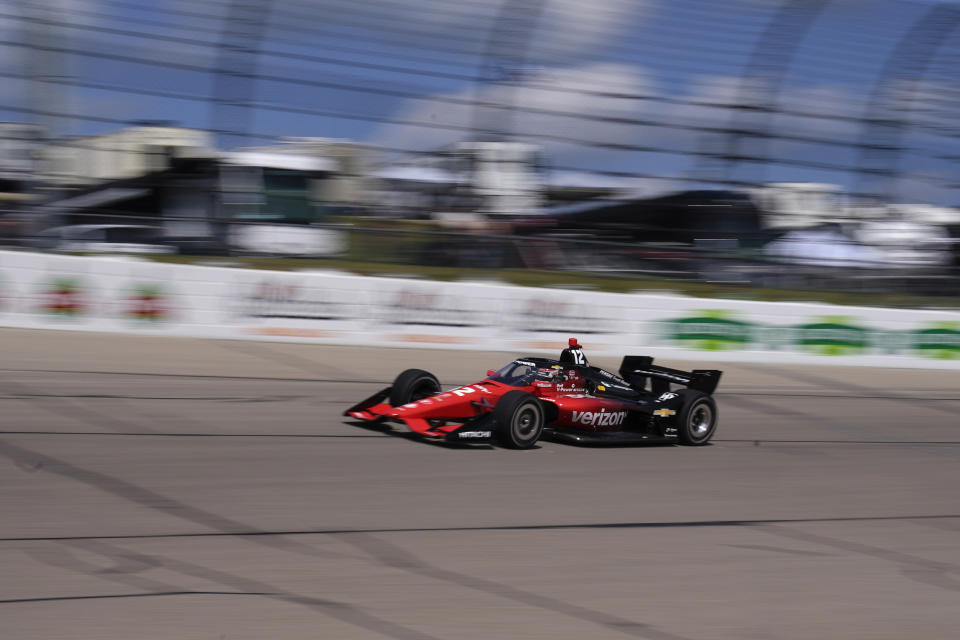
xmin=344 ymin=339 xmax=722 ymax=449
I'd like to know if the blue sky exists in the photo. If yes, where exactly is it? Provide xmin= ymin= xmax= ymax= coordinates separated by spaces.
xmin=3 ymin=0 xmax=960 ymax=204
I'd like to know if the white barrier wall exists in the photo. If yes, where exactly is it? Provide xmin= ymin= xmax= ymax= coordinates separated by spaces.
xmin=2 ymin=250 xmax=960 ymax=368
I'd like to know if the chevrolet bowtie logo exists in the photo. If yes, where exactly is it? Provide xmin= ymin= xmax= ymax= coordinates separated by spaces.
xmin=653 ymin=408 xmax=676 ymax=417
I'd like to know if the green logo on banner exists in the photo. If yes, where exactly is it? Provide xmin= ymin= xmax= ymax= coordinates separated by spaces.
xmin=661 ymin=310 xmax=960 ymax=359
xmin=664 ymin=309 xmax=753 ymax=351
xmin=913 ymin=322 xmax=960 ymax=360
xmin=793 ymin=316 xmax=868 ymax=356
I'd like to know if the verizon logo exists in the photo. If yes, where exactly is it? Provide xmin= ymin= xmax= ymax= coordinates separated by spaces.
xmin=572 ymin=409 xmax=627 ymax=427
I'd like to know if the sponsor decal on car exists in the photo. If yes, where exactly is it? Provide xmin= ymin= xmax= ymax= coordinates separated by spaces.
xmin=658 ymin=392 xmax=678 ymax=401
xmin=653 ymin=408 xmax=676 ymax=417
xmin=572 ymin=409 xmax=627 ymax=427
xmin=598 ymin=369 xmax=628 ymax=384
xmin=450 ymin=385 xmax=492 ymax=397
xmin=458 ymin=431 xmax=492 ymax=439
xmin=401 ymin=400 xmax=431 ymax=409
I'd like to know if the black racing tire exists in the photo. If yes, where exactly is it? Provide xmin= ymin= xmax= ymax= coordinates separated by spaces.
xmin=676 ymin=390 xmax=717 ymax=446
xmin=493 ymin=391 xmax=544 ymax=449
xmin=389 ymin=369 xmax=441 ymax=407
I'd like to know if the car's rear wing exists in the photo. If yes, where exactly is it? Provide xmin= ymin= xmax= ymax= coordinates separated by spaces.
xmin=619 ymin=356 xmax=722 ymax=395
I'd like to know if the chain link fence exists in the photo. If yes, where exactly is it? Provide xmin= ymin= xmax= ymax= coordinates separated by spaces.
xmin=2 ymin=0 xmax=960 ymax=298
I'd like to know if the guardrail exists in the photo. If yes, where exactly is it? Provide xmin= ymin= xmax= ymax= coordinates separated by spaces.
xmin=2 ymin=249 xmax=958 ymax=368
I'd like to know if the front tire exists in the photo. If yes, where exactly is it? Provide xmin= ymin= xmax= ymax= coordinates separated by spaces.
xmin=676 ymin=390 xmax=717 ymax=445
xmin=494 ymin=391 xmax=544 ymax=449
xmin=389 ymin=369 xmax=441 ymax=407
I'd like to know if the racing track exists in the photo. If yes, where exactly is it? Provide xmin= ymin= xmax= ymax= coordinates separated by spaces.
xmin=2 ymin=328 xmax=960 ymax=639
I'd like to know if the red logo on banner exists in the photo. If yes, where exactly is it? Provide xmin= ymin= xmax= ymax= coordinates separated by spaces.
xmin=43 ymin=278 xmax=85 ymax=316
xmin=127 ymin=284 xmax=168 ymax=322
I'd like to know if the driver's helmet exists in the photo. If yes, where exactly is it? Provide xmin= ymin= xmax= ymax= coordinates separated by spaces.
xmin=536 ymin=366 xmax=558 ymax=379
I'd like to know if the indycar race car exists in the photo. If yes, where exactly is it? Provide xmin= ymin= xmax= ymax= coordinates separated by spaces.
xmin=344 ymin=339 xmax=722 ymax=449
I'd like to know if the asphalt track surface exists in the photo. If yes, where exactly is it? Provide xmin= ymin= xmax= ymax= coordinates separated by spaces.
xmin=2 ymin=328 xmax=960 ymax=639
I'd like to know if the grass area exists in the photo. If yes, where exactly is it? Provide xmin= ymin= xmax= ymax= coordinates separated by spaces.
xmin=144 ymin=253 xmax=959 ymax=310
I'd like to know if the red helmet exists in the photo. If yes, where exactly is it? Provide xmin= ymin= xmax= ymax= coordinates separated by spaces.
xmin=568 ymin=337 xmax=580 ymax=348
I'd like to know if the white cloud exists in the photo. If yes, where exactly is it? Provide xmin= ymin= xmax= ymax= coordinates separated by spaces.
xmin=530 ymin=0 xmax=652 ymax=59
xmin=3 ymin=0 xmax=109 ymax=72
xmin=372 ymin=62 xmax=960 ymax=204
xmin=373 ymin=67 xmax=871 ymax=167
xmin=372 ymin=62 xmax=657 ymax=154
xmin=271 ymin=0 xmax=651 ymax=61
xmin=661 ymin=76 xmax=866 ymax=150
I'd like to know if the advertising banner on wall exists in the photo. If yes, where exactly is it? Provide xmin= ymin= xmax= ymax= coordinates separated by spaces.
xmin=1 ymin=250 xmax=958 ymax=368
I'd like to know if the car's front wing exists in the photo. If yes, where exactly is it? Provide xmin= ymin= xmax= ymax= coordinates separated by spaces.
xmin=343 ymin=389 xmax=496 ymax=443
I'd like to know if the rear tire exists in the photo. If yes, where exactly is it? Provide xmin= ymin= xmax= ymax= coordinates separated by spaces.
xmin=494 ymin=391 xmax=544 ymax=449
xmin=676 ymin=390 xmax=717 ymax=445
xmin=389 ymin=369 xmax=441 ymax=407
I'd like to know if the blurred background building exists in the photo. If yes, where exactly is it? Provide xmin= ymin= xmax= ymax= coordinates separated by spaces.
xmin=3 ymin=0 xmax=960 ymax=294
